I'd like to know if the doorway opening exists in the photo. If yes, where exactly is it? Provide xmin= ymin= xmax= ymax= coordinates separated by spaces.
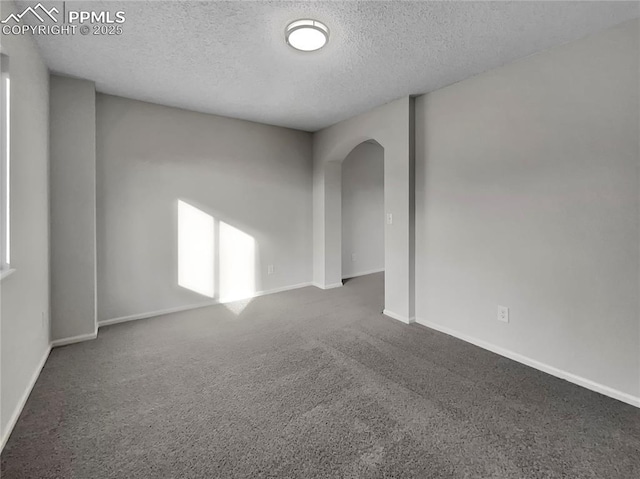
xmin=341 ymin=140 xmax=385 ymax=289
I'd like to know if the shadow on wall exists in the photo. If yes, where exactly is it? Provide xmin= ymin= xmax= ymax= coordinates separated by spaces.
xmin=177 ymin=199 xmax=256 ymax=315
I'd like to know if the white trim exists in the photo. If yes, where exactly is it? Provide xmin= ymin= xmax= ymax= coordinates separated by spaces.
xmin=383 ymin=309 xmax=415 ymax=324
xmin=99 ymin=282 xmax=313 ymax=327
xmin=0 ymin=345 xmax=51 ymax=452
xmin=51 ymin=330 xmax=97 ymax=348
xmin=100 ymin=299 xmax=219 ymax=327
xmin=312 ymin=281 xmax=343 ymax=290
xmin=342 ymin=268 xmax=384 ymax=280
xmin=415 ymin=318 xmax=640 ymax=408
xmin=0 ymin=267 xmax=15 ymax=281
xmin=1 ymin=54 xmax=10 ymax=273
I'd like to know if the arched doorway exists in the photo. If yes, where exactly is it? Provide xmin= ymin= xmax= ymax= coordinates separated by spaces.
xmin=341 ymin=141 xmax=384 ymax=282
xmin=312 ymin=97 xmax=414 ymax=324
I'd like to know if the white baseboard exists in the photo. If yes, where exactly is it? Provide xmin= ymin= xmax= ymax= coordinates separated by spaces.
xmin=99 ymin=282 xmax=313 ymax=328
xmin=0 ymin=344 xmax=51 ymax=452
xmin=383 ymin=309 xmax=415 ymax=324
xmin=99 ymin=300 xmax=220 ymax=327
xmin=312 ymin=281 xmax=343 ymax=290
xmin=51 ymin=329 xmax=98 ymax=348
xmin=342 ymin=268 xmax=384 ymax=280
xmin=415 ymin=318 xmax=640 ymax=408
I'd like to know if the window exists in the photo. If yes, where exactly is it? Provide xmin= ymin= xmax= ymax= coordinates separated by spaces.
xmin=1 ymin=53 xmax=11 ymax=277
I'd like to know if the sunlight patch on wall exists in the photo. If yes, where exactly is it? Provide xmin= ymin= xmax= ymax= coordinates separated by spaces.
xmin=219 ymin=221 xmax=256 ymax=303
xmin=178 ymin=200 xmax=215 ymax=298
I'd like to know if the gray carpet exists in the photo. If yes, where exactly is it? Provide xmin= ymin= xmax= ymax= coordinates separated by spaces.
xmin=2 ymin=273 xmax=639 ymax=478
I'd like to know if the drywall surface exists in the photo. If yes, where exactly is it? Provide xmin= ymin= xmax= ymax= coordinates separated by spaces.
xmin=49 ymin=75 xmax=96 ymax=341
xmin=341 ymin=142 xmax=384 ymax=278
xmin=0 ymin=0 xmax=51 ymax=446
xmin=313 ymin=96 xmax=414 ymax=321
xmin=96 ymin=94 xmax=312 ymax=321
xmin=415 ymin=19 xmax=640 ymax=399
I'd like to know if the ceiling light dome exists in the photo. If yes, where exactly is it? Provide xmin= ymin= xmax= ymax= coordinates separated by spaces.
xmin=285 ymin=19 xmax=329 ymax=52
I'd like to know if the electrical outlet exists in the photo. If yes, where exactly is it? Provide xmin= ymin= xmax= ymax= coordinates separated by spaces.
xmin=497 ymin=305 xmax=509 ymax=323
xmin=267 ymin=265 xmax=275 ymax=275
xmin=351 ymin=253 xmax=356 ymax=262
xmin=386 ymin=213 xmax=393 ymax=225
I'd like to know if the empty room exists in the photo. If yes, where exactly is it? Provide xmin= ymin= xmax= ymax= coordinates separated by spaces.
xmin=1 ymin=0 xmax=639 ymax=477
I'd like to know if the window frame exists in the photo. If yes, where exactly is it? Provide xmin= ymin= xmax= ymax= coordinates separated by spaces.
xmin=1 ymin=52 xmax=12 ymax=278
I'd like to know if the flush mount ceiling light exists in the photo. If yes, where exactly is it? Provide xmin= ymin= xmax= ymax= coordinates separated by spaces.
xmin=285 ymin=19 xmax=329 ymax=52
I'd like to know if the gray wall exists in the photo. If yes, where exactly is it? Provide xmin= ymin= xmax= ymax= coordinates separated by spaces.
xmin=49 ymin=75 xmax=97 ymax=341
xmin=415 ymin=19 xmax=640 ymax=398
xmin=96 ymin=94 xmax=313 ymax=321
xmin=341 ymin=142 xmax=384 ymax=279
xmin=0 ymin=0 xmax=50 ymax=445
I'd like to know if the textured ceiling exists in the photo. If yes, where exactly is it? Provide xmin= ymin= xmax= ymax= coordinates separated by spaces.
xmin=15 ymin=0 xmax=640 ymax=131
